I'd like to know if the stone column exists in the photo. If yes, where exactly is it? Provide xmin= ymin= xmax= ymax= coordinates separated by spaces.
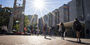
xmin=19 ymin=14 xmax=24 ymax=33
xmin=8 ymin=15 xmax=14 ymax=33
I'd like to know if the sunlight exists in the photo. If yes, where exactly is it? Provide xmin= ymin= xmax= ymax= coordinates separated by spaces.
xmin=33 ymin=0 xmax=45 ymax=10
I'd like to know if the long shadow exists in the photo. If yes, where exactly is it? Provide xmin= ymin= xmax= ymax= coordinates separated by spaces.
xmin=0 ymin=34 xmax=5 ymax=36
xmin=44 ymin=37 xmax=51 ymax=40
xmin=66 ymin=40 xmax=90 ymax=45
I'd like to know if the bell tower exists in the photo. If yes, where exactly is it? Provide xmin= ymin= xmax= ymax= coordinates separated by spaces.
xmin=8 ymin=0 xmax=26 ymax=33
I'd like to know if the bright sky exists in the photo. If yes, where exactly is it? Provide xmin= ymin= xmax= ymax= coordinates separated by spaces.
xmin=0 ymin=0 xmax=71 ymax=18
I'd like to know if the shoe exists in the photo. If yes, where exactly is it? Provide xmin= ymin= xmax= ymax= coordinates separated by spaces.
xmin=78 ymin=40 xmax=81 ymax=43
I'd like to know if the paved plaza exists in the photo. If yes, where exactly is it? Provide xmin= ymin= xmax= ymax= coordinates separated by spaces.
xmin=0 ymin=35 xmax=90 ymax=45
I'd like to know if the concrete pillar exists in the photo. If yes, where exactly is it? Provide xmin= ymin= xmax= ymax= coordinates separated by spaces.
xmin=8 ymin=15 xmax=14 ymax=33
xmin=19 ymin=14 xmax=24 ymax=32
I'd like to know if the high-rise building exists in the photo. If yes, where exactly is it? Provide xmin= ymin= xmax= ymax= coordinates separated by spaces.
xmin=68 ymin=0 xmax=90 ymax=38
xmin=82 ymin=0 xmax=90 ymax=38
xmin=28 ymin=14 xmax=38 ymax=25
xmin=68 ymin=1 xmax=77 ymax=21
xmin=43 ymin=15 xmax=49 ymax=25
xmin=38 ymin=17 xmax=44 ymax=33
xmin=69 ymin=0 xmax=86 ymax=21
xmin=52 ymin=9 xmax=59 ymax=25
xmin=48 ymin=13 xmax=53 ymax=27
xmin=58 ymin=4 xmax=69 ymax=23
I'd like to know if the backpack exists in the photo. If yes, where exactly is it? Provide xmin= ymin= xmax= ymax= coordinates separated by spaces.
xmin=73 ymin=21 xmax=82 ymax=31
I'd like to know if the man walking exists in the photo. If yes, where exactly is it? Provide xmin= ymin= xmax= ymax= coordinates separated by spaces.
xmin=43 ymin=24 xmax=47 ymax=38
xmin=73 ymin=18 xmax=82 ymax=43
xmin=59 ymin=22 xmax=65 ymax=40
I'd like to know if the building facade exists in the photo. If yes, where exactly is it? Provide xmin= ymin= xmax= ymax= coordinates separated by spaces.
xmin=83 ymin=0 xmax=90 ymax=38
xmin=28 ymin=14 xmax=38 ymax=25
xmin=38 ymin=0 xmax=90 ymax=37
xmin=38 ymin=17 xmax=44 ymax=33
xmin=58 ymin=4 xmax=69 ymax=23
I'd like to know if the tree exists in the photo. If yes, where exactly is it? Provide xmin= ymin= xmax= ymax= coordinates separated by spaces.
xmin=24 ymin=15 xmax=30 ymax=27
xmin=0 ymin=7 xmax=12 ymax=27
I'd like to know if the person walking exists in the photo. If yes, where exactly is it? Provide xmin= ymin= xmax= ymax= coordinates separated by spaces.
xmin=1 ymin=25 xmax=8 ymax=34
xmin=43 ymin=24 xmax=47 ymax=38
xmin=50 ymin=26 xmax=54 ymax=36
xmin=73 ymin=18 xmax=82 ymax=43
xmin=60 ymin=22 xmax=65 ymax=40
xmin=36 ymin=27 xmax=40 ymax=35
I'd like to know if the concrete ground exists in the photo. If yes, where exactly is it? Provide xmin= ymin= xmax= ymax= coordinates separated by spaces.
xmin=0 ymin=35 xmax=90 ymax=45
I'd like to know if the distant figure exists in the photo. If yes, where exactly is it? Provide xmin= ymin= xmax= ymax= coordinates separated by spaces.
xmin=36 ymin=27 xmax=40 ymax=35
xmin=73 ymin=18 xmax=82 ymax=43
xmin=50 ymin=26 xmax=54 ymax=36
xmin=24 ymin=27 xmax=27 ymax=32
xmin=30 ymin=26 xmax=33 ymax=34
xmin=86 ymin=29 xmax=89 ymax=35
xmin=43 ymin=24 xmax=47 ymax=38
xmin=47 ymin=27 xmax=50 ymax=36
xmin=60 ymin=22 xmax=65 ymax=40
xmin=1 ymin=25 xmax=8 ymax=34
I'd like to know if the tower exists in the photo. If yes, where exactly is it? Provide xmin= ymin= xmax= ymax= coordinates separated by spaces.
xmin=8 ymin=0 xmax=26 ymax=33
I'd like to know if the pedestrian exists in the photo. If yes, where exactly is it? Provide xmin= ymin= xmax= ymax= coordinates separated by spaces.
xmin=86 ymin=29 xmax=89 ymax=35
xmin=36 ymin=27 xmax=40 ymax=35
xmin=24 ymin=27 xmax=27 ymax=34
xmin=30 ymin=25 xmax=33 ymax=34
xmin=24 ymin=27 xmax=27 ymax=32
xmin=43 ymin=24 xmax=47 ymax=38
xmin=48 ymin=27 xmax=51 ymax=36
xmin=1 ymin=25 xmax=8 ymax=34
xmin=73 ymin=18 xmax=82 ymax=43
xmin=59 ymin=22 xmax=65 ymax=40
xmin=50 ymin=26 xmax=54 ymax=36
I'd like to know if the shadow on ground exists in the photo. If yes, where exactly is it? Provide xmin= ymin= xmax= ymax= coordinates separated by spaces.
xmin=44 ymin=37 xmax=51 ymax=40
xmin=66 ymin=40 xmax=90 ymax=45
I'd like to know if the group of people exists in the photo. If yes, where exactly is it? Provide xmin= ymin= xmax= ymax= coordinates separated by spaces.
xmin=59 ymin=18 xmax=82 ymax=43
xmin=0 ymin=18 xmax=83 ymax=43
xmin=43 ymin=18 xmax=82 ymax=43
xmin=24 ymin=26 xmax=40 ymax=35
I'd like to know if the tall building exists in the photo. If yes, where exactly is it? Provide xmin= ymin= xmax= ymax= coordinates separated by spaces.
xmin=28 ymin=14 xmax=38 ymax=25
xmin=48 ymin=13 xmax=53 ymax=27
xmin=38 ymin=17 xmax=44 ymax=33
xmin=52 ymin=9 xmax=59 ymax=25
xmin=69 ymin=0 xmax=90 ymax=38
xmin=82 ymin=0 xmax=90 ymax=38
xmin=58 ymin=4 xmax=69 ymax=23
xmin=50 ymin=12 xmax=55 ymax=26
xmin=68 ymin=0 xmax=90 ymax=38
xmin=69 ymin=0 xmax=85 ymax=21
xmin=68 ymin=1 xmax=77 ymax=21
xmin=43 ymin=15 xmax=48 ymax=25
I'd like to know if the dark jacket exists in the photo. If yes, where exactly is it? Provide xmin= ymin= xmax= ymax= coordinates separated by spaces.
xmin=61 ymin=24 xmax=65 ymax=33
xmin=73 ymin=20 xmax=82 ymax=32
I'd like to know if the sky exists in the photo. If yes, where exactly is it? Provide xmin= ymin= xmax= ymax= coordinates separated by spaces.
xmin=0 ymin=0 xmax=71 ymax=18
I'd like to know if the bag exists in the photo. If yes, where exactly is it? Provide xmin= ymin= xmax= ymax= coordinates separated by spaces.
xmin=73 ymin=21 xmax=82 ymax=31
